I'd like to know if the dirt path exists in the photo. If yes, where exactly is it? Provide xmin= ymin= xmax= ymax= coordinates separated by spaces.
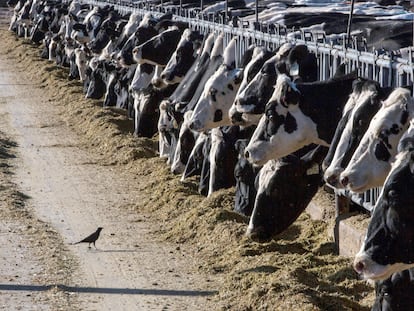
xmin=0 ymin=9 xmax=219 ymax=311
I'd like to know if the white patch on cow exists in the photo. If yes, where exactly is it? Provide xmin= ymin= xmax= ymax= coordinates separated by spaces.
xmin=130 ymin=64 xmax=155 ymax=92
xmin=354 ymin=246 xmax=414 ymax=281
xmin=200 ymin=32 xmax=216 ymax=57
xmin=74 ymin=47 xmax=88 ymax=81
xmin=323 ymin=86 xmax=378 ymax=187
xmin=133 ymin=90 xmax=150 ymax=133
xmin=236 ymin=47 xmax=266 ymax=94
xmin=272 ymin=73 xmax=301 ymax=101
xmin=210 ymin=33 xmax=224 ymax=58
xmin=98 ymin=39 xmax=117 ymax=60
xmin=275 ymin=42 xmax=294 ymax=59
xmin=208 ymin=127 xmax=222 ymax=196
xmin=158 ymin=100 xmax=173 ymax=159
xmin=223 ymin=37 xmax=237 ymax=67
xmin=340 ymin=87 xmax=414 ymax=192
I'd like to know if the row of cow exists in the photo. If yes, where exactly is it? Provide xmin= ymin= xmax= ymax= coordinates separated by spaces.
xmin=7 ymin=0 xmax=414 ymax=309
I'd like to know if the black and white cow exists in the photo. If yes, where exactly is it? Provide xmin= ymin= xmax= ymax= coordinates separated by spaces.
xmin=116 ymin=13 xmax=158 ymax=67
xmin=372 ymin=268 xmax=414 ymax=311
xmin=229 ymin=43 xmax=317 ymax=127
xmin=339 ymin=87 xmax=414 ymax=192
xmin=158 ymin=33 xmax=223 ymax=161
xmin=188 ymin=37 xmax=243 ymax=131
xmin=323 ymin=79 xmax=393 ymax=188
xmin=189 ymin=43 xmax=275 ymax=131
xmin=244 ymin=72 xmax=357 ymax=165
xmin=132 ymin=26 xmax=186 ymax=67
xmin=246 ymin=145 xmax=327 ymax=242
xmin=158 ymin=28 xmax=204 ymax=86
xmin=353 ymin=136 xmax=414 ymax=280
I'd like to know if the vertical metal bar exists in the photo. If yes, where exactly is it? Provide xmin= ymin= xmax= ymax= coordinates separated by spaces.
xmin=346 ymin=0 xmax=355 ymax=47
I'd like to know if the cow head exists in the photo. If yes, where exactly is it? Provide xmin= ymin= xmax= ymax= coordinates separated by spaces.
xmin=340 ymin=88 xmax=413 ymax=192
xmin=323 ymin=79 xmax=386 ymax=188
xmin=244 ymin=74 xmax=310 ymax=165
xmin=188 ymin=38 xmax=243 ymax=131
xmin=246 ymin=145 xmax=326 ymax=242
xmin=353 ymin=137 xmax=414 ymax=280
xmin=132 ymin=27 xmax=183 ymax=67
xmin=160 ymin=29 xmax=204 ymax=86
xmin=229 ymin=47 xmax=290 ymax=127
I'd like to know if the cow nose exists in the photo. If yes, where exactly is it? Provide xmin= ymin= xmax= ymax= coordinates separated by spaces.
xmin=353 ymin=260 xmax=365 ymax=274
xmin=244 ymin=150 xmax=250 ymax=159
xmin=230 ymin=111 xmax=243 ymax=124
xmin=325 ymin=174 xmax=338 ymax=187
xmin=340 ymin=175 xmax=349 ymax=187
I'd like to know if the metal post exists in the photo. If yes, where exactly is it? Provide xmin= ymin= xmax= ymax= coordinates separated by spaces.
xmin=225 ymin=0 xmax=228 ymax=24
xmin=346 ymin=0 xmax=355 ymax=47
xmin=255 ymin=0 xmax=258 ymax=24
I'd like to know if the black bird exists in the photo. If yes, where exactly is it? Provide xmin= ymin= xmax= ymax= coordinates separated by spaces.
xmin=73 ymin=227 xmax=103 ymax=249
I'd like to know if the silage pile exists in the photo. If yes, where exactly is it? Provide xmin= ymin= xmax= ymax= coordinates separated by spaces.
xmin=0 ymin=26 xmax=375 ymax=310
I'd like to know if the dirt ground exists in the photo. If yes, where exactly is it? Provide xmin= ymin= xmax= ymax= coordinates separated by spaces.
xmin=0 ymin=7 xmax=375 ymax=311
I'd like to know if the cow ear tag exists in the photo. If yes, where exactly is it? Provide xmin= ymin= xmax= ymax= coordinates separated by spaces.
xmin=289 ymin=61 xmax=299 ymax=77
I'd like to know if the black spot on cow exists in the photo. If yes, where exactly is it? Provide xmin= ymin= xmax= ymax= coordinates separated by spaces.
xmin=214 ymin=109 xmax=223 ymax=122
xmin=374 ymin=141 xmax=391 ymax=162
xmin=401 ymin=109 xmax=409 ymax=125
xmin=227 ymin=84 xmax=234 ymax=91
xmin=284 ymin=112 xmax=297 ymax=133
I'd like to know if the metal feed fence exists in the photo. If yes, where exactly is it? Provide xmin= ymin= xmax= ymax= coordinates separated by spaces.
xmin=82 ymin=0 xmax=414 ymax=212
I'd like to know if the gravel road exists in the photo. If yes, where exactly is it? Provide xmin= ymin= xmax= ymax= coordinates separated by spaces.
xmin=0 ymin=8 xmax=219 ymax=311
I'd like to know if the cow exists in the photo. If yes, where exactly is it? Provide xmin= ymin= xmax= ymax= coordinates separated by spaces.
xmin=323 ymin=79 xmax=393 ymax=188
xmin=339 ymin=87 xmax=414 ymax=193
xmin=229 ymin=43 xmax=317 ymax=127
xmin=246 ymin=145 xmax=327 ymax=242
xmin=189 ymin=43 xmax=274 ymax=131
xmin=372 ymin=268 xmax=414 ymax=311
xmin=244 ymin=72 xmax=357 ymax=166
xmin=132 ymin=26 xmax=186 ymax=67
xmin=208 ymin=126 xmax=240 ymax=196
xmin=159 ymin=29 xmax=204 ymax=86
xmin=353 ymin=136 xmax=414 ymax=281
xmin=116 ymin=13 xmax=158 ymax=67
xmin=158 ymin=33 xmax=223 ymax=162
xmin=188 ymin=37 xmax=243 ymax=132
